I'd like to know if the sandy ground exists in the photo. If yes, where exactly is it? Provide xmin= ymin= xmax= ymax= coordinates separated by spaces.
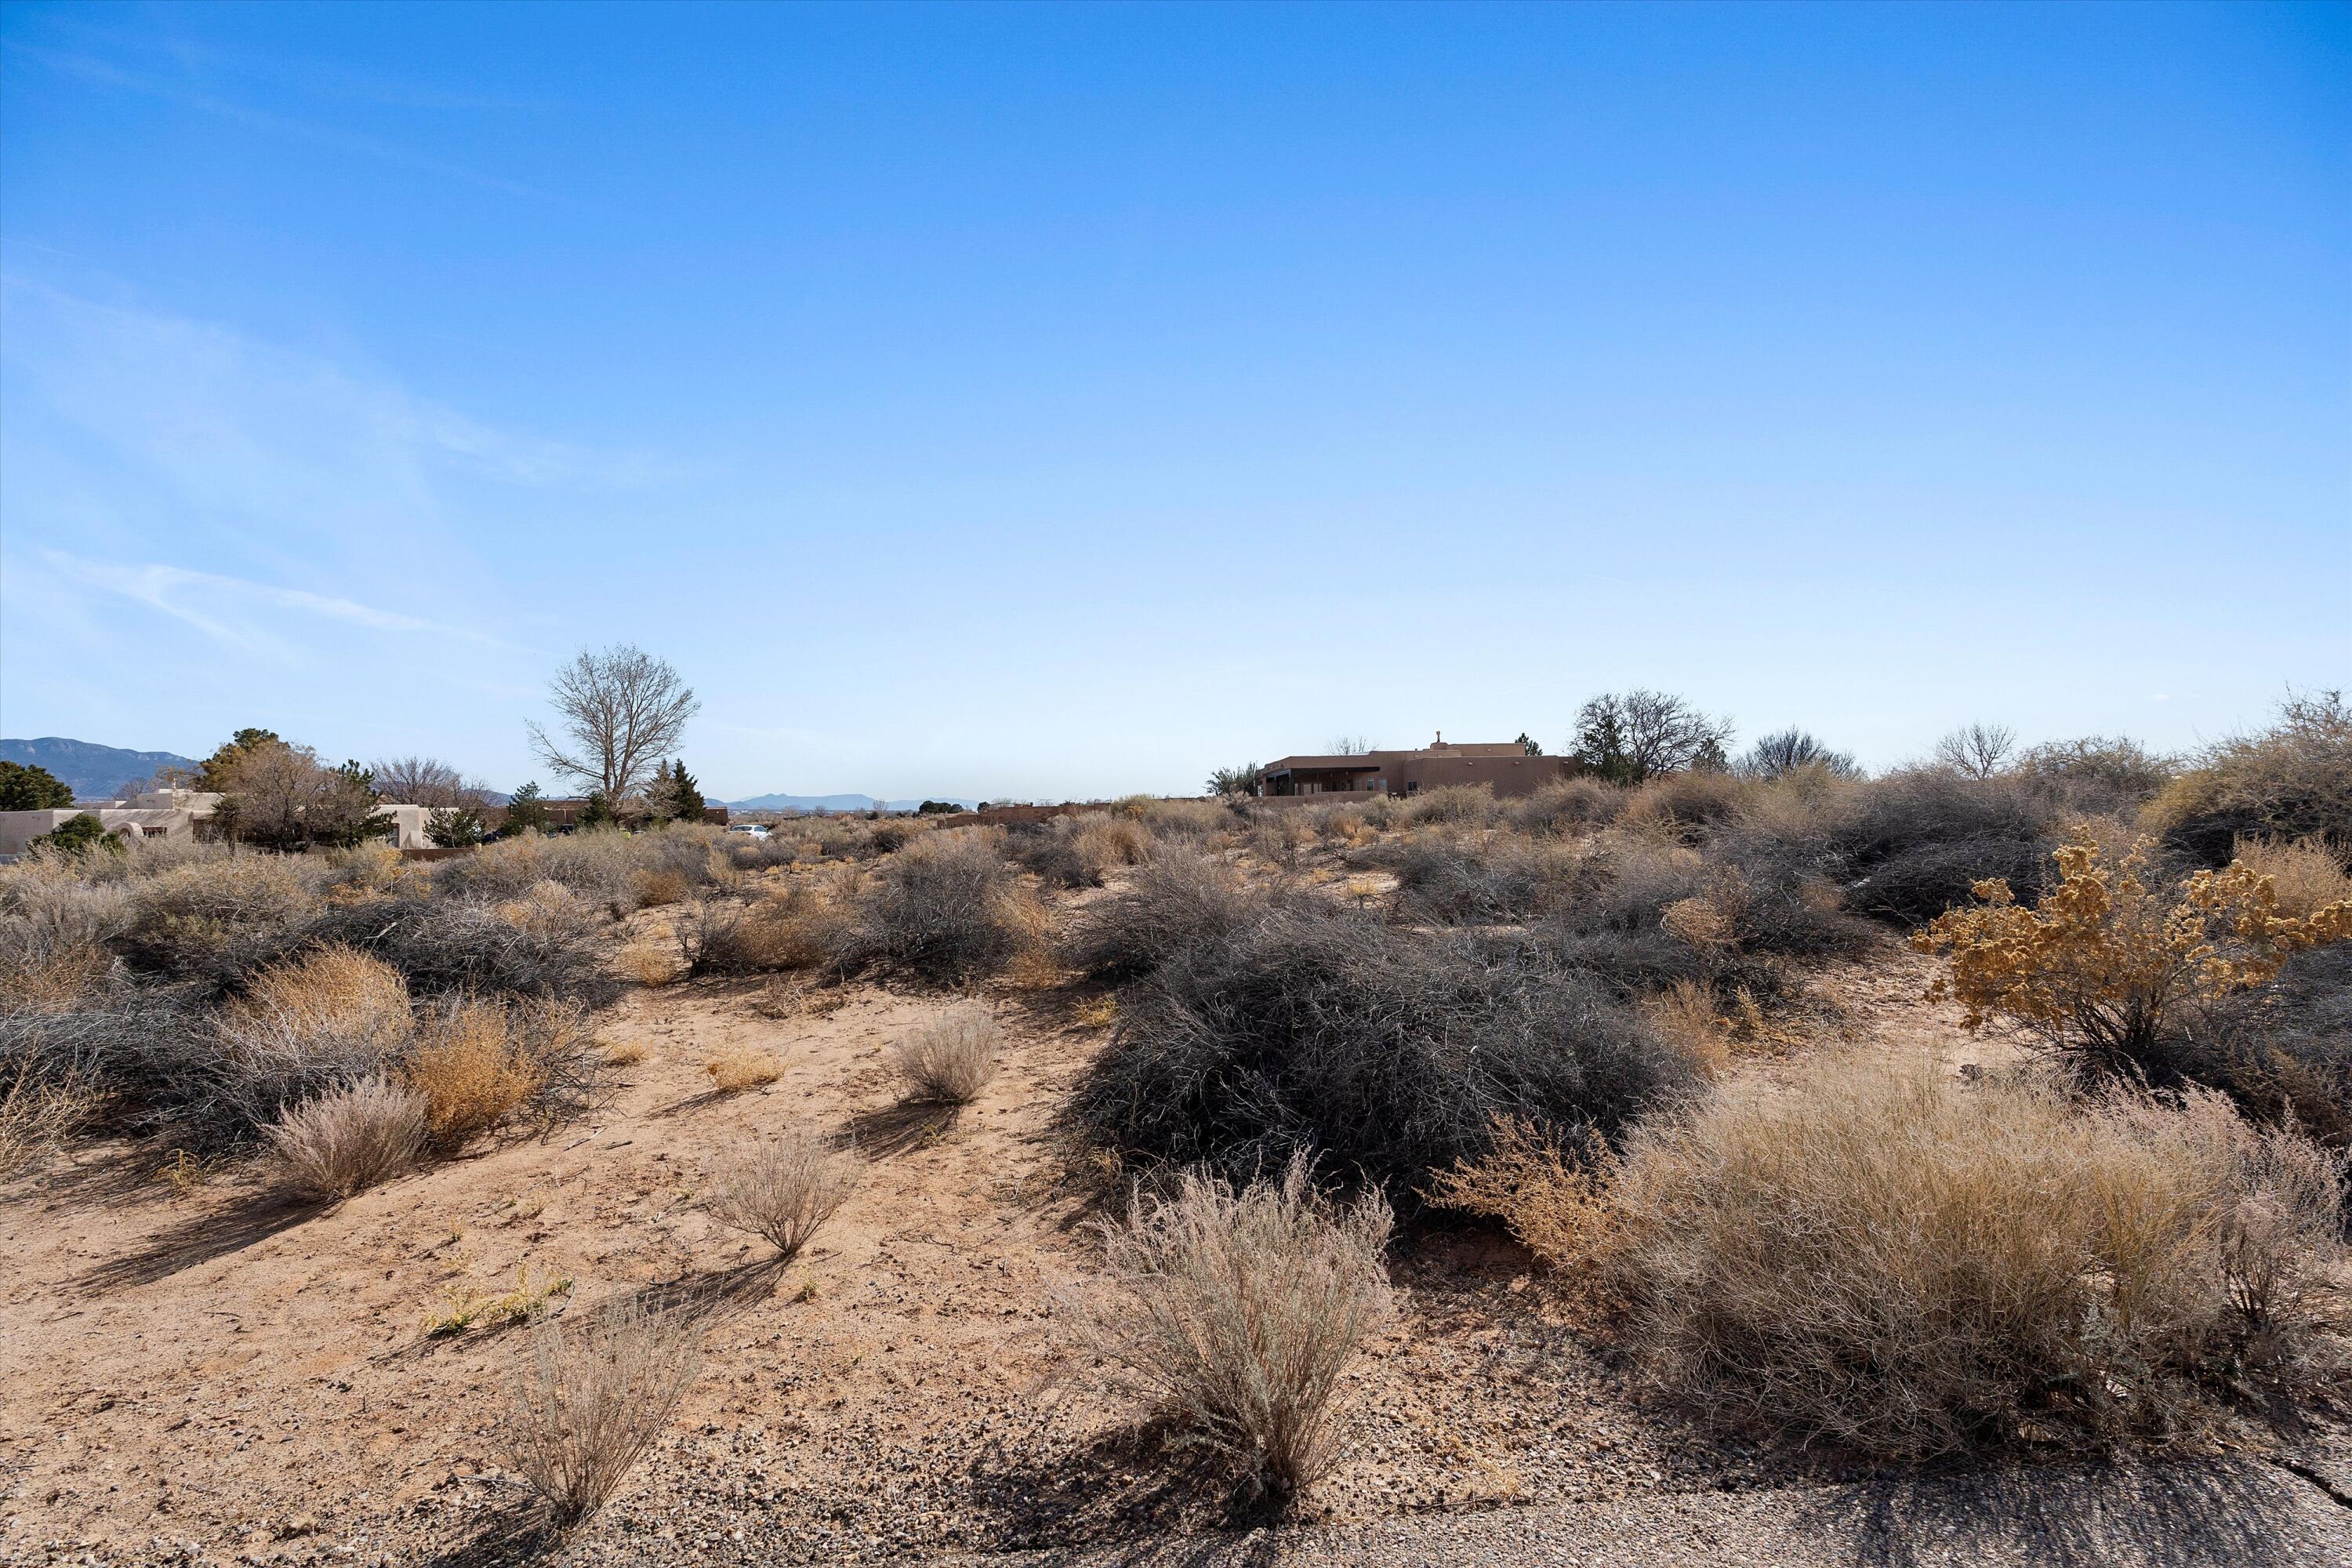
xmin=2 ymin=913 xmax=2342 ymax=1566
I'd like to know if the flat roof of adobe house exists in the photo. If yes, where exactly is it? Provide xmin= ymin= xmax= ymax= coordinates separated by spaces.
xmin=1264 ymin=742 xmax=1526 ymax=771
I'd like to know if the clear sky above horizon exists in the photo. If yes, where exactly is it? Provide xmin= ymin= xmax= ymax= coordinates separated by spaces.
xmin=2 ymin=2 xmax=2346 ymax=801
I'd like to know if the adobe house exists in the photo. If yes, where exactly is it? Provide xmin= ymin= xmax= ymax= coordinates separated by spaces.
xmin=1258 ymin=734 xmax=1573 ymax=800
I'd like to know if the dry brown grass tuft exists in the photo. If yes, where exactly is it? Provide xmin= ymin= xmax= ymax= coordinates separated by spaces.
xmin=618 ymin=944 xmax=680 ymax=987
xmin=1427 ymin=1116 xmax=1621 ymax=1281
xmin=889 ymin=1003 xmax=1000 ymax=1104
xmin=703 ymin=1046 xmax=782 ymax=1092
xmin=601 ymin=1040 xmax=648 ymax=1068
xmin=630 ymin=866 xmax=691 ymax=908
xmin=1068 ymin=1156 xmax=1395 ymax=1500
xmin=0 ymin=1058 xmax=97 ymax=1178
xmin=264 ymin=1075 xmax=429 ymax=1200
xmin=1604 ymin=1054 xmax=2347 ymax=1458
xmin=1639 ymin=978 xmax=1733 ymax=1076
xmin=2233 ymin=834 xmax=2352 ymax=920
xmin=404 ymin=1001 xmax=543 ymax=1146
xmin=496 ymin=1297 xmax=702 ymax=1531
xmin=704 ymin=1128 xmax=860 ymax=1258
xmin=214 ymin=946 xmax=415 ymax=1131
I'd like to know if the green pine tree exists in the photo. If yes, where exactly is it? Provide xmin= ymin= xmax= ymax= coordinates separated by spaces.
xmin=504 ymin=782 xmax=551 ymax=834
xmin=668 ymin=759 xmax=706 ymax=822
xmin=0 ymin=760 xmax=74 ymax=810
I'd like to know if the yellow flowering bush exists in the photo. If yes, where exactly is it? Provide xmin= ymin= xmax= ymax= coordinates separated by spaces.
xmin=1915 ymin=840 xmax=2352 ymax=1076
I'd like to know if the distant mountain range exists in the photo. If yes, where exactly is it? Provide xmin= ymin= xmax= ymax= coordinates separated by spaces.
xmin=725 ymin=792 xmax=981 ymax=814
xmin=1 ymin=737 xmax=201 ymax=799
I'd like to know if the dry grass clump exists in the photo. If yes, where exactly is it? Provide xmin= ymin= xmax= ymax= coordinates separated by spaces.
xmin=1512 ymin=776 xmax=1624 ymax=836
xmin=1072 ymin=905 xmax=1695 ymax=1191
xmin=1062 ymin=846 xmax=1265 ymax=981
xmin=0 ymin=1058 xmax=97 ymax=1178
xmin=1382 ymin=832 xmax=1586 ymax=924
xmin=890 ymin=1003 xmax=1000 ymax=1104
xmin=1401 ymin=784 xmax=1497 ymax=827
xmin=404 ymin=1000 xmax=546 ymax=1146
xmin=1241 ymin=811 xmax=1305 ymax=869
xmin=2147 ymin=689 xmax=2352 ymax=868
xmin=1069 ymin=1156 xmax=1394 ymax=1500
xmin=703 ymin=1046 xmax=782 ymax=1091
xmin=2232 ymin=835 xmax=2352 ymax=920
xmin=678 ymin=878 xmax=858 ymax=976
xmin=855 ymin=829 xmax=1042 ymax=984
xmin=210 ymin=946 xmax=415 ymax=1135
xmin=1138 ymin=797 xmax=1232 ymax=840
xmin=630 ymin=866 xmax=691 ymax=908
xmin=1019 ymin=812 xmax=1152 ymax=888
xmin=119 ymin=853 xmax=325 ymax=982
xmin=1616 ymin=771 xmax=1757 ymax=842
xmin=0 ymin=867 xmax=123 ymax=1005
xmin=1603 ymin=1055 xmax=2347 ymax=1458
xmin=704 ymin=1129 xmax=860 ymax=1258
xmin=618 ymin=943 xmax=680 ymax=986
xmin=497 ymin=1298 xmax=702 ymax=1531
xmin=264 ymin=1074 xmax=429 ymax=1200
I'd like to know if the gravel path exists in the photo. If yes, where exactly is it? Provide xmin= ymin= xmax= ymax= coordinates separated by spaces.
xmin=944 ymin=1457 xmax=2352 ymax=1568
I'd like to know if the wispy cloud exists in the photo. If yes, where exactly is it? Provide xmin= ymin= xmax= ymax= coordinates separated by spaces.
xmin=35 ymin=550 xmax=543 ymax=662
xmin=2 ymin=38 xmax=561 ymax=202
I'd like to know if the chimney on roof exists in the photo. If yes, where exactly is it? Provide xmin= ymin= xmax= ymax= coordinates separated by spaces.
xmin=1433 ymin=731 xmax=1443 ymax=746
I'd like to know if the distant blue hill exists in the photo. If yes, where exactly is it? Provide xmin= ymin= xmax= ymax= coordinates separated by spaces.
xmin=725 ymin=791 xmax=981 ymax=814
xmin=1 ymin=737 xmax=201 ymax=799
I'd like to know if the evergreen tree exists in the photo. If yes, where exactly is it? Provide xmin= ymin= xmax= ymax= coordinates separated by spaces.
xmin=667 ymin=759 xmax=706 ymax=822
xmin=196 ymin=728 xmax=283 ymax=791
xmin=0 ymin=760 xmax=74 ymax=810
xmin=32 ymin=813 xmax=118 ymax=857
xmin=579 ymin=789 xmax=618 ymax=830
xmin=426 ymin=805 xmax=488 ymax=847
xmin=505 ymin=781 xmax=551 ymax=834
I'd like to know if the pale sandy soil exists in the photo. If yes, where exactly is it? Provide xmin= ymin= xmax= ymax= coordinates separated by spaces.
xmin=1 ymin=898 xmax=2340 ymax=1567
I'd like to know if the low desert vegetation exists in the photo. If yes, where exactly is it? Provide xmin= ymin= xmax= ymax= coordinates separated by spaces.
xmin=1069 ymin=1157 xmax=1395 ymax=1501
xmin=2145 ymin=688 xmax=2351 ymax=867
xmin=497 ymin=1297 xmax=703 ymax=1531
xmin=1917 ymin=838 xmax=2352 ymax=1083
xmin=8 ymin=680 xmax=2351 ymax=1548
xmin=889 ymin=1002 xmax=1000 ymax=1104
xmin=1609 ymin=1058 xmax=2346 ymax=1458
xmin=263 ymin=1075 xmax=430 ymax=1201
xmin=1069 ymin=902 xmax=1697 ymax=1193
xmin=702 ymin=1045 xmax=783 ymax=1092
xmin=703 ymin=1130 xmax=861 ymax=1260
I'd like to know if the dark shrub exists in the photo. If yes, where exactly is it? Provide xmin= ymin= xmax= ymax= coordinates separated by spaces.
xmin=118 ymin=855 xmax=325 ymax=987
xmin=1510 ymin=777 xmax=1624 ymax=836
xmin=1827 ymin=770 xmax=2058 ymax=925
xmin=1062 ymin=846 xmax=1267 ymax=981
xmin=296 ymin=896 xmax=617 ymax=1005
xmin=2013 ymin=735 xmax=2176 ymax=818
xmin=1067 ymin=904 xmax=1697 ymax=1194
xmin=2147 ymin=691 xmax=2352 ymax=869
xmin=1384 ymin=834 xmax=1586 ymax=926
xmin=855 ymin=831 xmax=1038 ymax=984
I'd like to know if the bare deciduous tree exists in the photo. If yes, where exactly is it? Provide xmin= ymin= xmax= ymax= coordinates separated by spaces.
xmin=368 ymin=755 xmax=487 ymax=808
xmin=1737 ymin=728 xmax=1861 ymax=781
xmin=527 ymin=645 xmax=700 ymax=802
xmin=1574 ymin=690 xmax=1736 ymax=782
xmin=1933 ymin=722 xmax=2019 ymax=780
xmin=218 ymin=740 xmax=385 ymax=851
xmin=1327 ymin=736 xmax=1374 ymax=756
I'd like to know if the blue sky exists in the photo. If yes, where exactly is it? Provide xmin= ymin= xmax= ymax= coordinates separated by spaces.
xmin=2 ymin=2 xmax=2345 ymax=800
